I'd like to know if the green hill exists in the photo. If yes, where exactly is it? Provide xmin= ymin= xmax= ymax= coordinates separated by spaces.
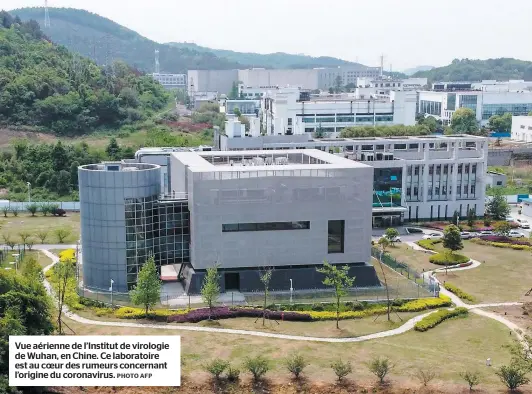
xmin=9 ymin=7 xmax=243 ymax=73
xmin=413 ymin=58 xmax=532 ymax=81
xmin=167 ymin=42 xmax=361 ymax=69
xmin=0 ymin=10 xmax=169 ymax=135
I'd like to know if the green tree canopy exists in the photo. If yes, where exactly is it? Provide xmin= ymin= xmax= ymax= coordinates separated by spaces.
xmin=451 ymin=108 xmax=478 ymax=134
xmin=443 ymin=224 xmax=463 ymax=254
xmin=486 ymin=191 xmax=510 ymax=220
xmin=488 ymin=113 xmax=513 ymax=132
xmin=129 ymin=255 xmax=162 ymax=316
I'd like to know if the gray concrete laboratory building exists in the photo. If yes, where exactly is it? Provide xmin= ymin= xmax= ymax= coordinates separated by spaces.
xmin=79 ymin=150 xmax=380 ymax=293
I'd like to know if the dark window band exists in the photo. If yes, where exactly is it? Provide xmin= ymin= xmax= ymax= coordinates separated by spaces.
xmin=222 ymin=221 xmax=310 ymax=232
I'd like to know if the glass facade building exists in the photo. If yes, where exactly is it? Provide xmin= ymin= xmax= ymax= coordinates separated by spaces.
xmin=419 ymin=100 xmax=441 ymax=116
xmin=373 ymin=168 xmax=403 ymax=208
xmin=481 ymin=103 xmax=532 ymax=120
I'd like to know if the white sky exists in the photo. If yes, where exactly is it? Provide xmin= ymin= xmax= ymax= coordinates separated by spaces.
xmin=4 ymin=0 xmax=532 ymax=69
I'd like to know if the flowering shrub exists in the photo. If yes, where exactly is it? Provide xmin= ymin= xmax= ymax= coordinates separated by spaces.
xmin=443 ymin=283 xmax=475 ymax=302
xmin=479 ymin=236 xmax=530 ymax=246
xmin=59 ymin=249 xmax=76 ymax=262
xmin=114 ymin=306 xmax=186 ymax=321
xmin=471 ymin=237 xmax=532 ymax=251
xmin=395 ymin=295 xmax=452 ymax=312
xmin=414 ymin=307 xmax=468 ymax=332
xmin=168 ymin=307 xmax=312 ymax=323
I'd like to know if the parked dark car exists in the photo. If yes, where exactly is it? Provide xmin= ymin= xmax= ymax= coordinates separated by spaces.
xmin=51 ymin=208 xmax=66 ymax=217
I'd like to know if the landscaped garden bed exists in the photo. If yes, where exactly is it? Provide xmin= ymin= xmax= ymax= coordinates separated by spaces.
xmin=414 ymin=307 xmax=468 ymax=332
xmin=429 ymin=252 xmax=470 ymax=266
xmin=471 ymin=236 xmax=532 ymax=251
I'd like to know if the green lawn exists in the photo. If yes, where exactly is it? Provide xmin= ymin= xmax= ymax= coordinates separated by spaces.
xmin=390 ymin=240 xmax=532 ymax=303
xmin=65 ymin=314 xmax=522 ymax=390
xmin=0 ymin=212 xmax=80 ymax=244
xmin=386 ymin=243 xmax=441 ymax=273
xmin=0 ymin=250 xmax=52 ymax=271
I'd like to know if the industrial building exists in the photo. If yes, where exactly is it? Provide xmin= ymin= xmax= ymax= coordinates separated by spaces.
xmin=260 ymin=87 xmax=417 ymax=136
xmin=79 ymin=151 xmax=379 ymax=293
xmin=511 ymin=116 xmax=532 ymax=143
xmin=151 ymin=73 xmax=187 ymax=90
xmin=418 ymin=90 xmax=532 ymax=126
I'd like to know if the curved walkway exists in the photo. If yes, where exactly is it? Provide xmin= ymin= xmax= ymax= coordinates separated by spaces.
xmin=37 ymin=247 xmax=525 ymax=343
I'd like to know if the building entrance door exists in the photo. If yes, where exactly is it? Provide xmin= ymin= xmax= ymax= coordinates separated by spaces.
xmin=225 ymin=272 xmax=240 ymax=291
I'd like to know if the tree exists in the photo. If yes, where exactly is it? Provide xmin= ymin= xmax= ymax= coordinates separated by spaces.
xmin=415 ymin=367 xmax=436 ymax=387
xmin=368 ymin=357 xmax=393 ymax=385
xmin=39 ymin=204 xmax=51 ymax=216
xmin=1 ymin=206 xmax=8 ymax=217
xmin=384 ymin=227 xmax=399 ymax=246
xmin=450 ymin=210 xmax=460 ymax=226
xmin=316 ymin=261 xmax=355 ymax=329
xmin=493 ymin=221 xmax=512 ymax=237
xmin=2 ymin=234 xmax=16 ymax=250
xmin=26 ymin=203 xmax=38 ymax=216
xmin=496 ymin=363 xmax=530 ymax=391
xmin=284 ymin=353 xmax=308 ymax=379
xmin=18 ymin=231 xmax=31 ymax=250
xmin=25 ymin=237 xmax=35 ymax=251
xmin=229 ymin=81 xmax=239 ymax=99
xmin=377 ymin=237 xmax=392 ymax=321
xmin=53 ymin=258 xmax=75 ymax=334
xmin=54 ymin=228 xmax=71 ymax=243
xmin=232 ymin=107 xmax=241 ymax=117
xmin=203 ymin=358 xmax=229 ymax=381
xmin=443 ymin=225 xmax=463 ymax=255
xmin=460 ymin=370 xmax=481 ymax=391
xmin=11 ymin=208 xmax=18 ymax=217
xmin=201 ymin=264 xmax=220 ymax=320
xmin=331 ymin=359 xmax=352 ymax=382
xmin=486 ymin=191 xmax=510 ymax=220
xmin=129 ymin=255 xmax=162 ymax=316
xmin=259 ymin=269 xmax=273 ymax=326
xmin=488 ymin=112 xmax=512 ymax=132
xmin=451 ymin=108 xmax=478 ymax=134
xmin=36 ymin=230 xmax=49 ymax=244
xmin=244 ymin=355 xmax=270 ymax=382
xmin=467 ymin=208 xmax=476 ymax=228
xmin=334 ymin=75 xmax=343 ymax=93
xmin=106 ymin=138 xmax=121 ymax=161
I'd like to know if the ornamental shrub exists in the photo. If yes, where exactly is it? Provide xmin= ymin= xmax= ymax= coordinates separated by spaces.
xmin=395 ymin=295 xmax=452 ymax=312
xmin=429 ymin=252 xmax=469 ymax=266
xmin=414 ymin=307 xmax=468 ymax=332
xmin=417 ymin=239 xmax=442 ymax=250
xmin=443 ymin=283 xmax=475 ymax=302
xmin=114 ymin=306 xmax=183 ymax=321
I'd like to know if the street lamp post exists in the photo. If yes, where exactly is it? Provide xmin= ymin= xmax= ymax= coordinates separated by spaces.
xmin=109 ymin=279 xmax=114 ymax=306
xmin=289 ymin=279 xmax=293 ymax=304
xmin=26 ymin=182 xmax=31 ymax=203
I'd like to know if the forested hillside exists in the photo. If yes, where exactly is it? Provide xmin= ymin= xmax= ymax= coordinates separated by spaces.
xmin=413 ymin=58 xmax=532 ymax=82
xmin=0 ymin=10 xmax=170 ymax=135
xmin=167 ymin=42 xmax=360 ymax=69
xmin=11 ymin=7 xmax=244 ymax=73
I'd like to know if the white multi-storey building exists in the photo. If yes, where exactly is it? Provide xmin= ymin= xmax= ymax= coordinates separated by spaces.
xmin=418 ymin=90 xmax=532 ymax=126
xmin=151 ymin=73 xmax=187 ymax=90
xmin=261 ymin=88 xmax=417 ymax=136
xmin=216 ymin=133 xmax=487 ymax=224
xmin=511 ymin=116 xmax=532 ymax=143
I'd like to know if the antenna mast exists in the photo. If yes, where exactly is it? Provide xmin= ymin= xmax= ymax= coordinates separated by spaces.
xmin=380 ymin=54 xmax=384 ymax=79
xmin=44 ymin=0 xmax=51 ymax=28
xmin=154 ymin=49 xmax=160 ymax=74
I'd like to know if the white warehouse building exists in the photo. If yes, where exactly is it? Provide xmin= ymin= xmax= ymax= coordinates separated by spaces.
xmin=261 ymin=88 xmax=417 ymax=136
xmin=151 ymin=73 xmax=187 ymax=90
xmin=511 ymin=116 xmax=532 ymax=143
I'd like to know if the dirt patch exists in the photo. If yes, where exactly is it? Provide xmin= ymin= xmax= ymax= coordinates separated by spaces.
xmin=0 ymin=128 xmax=58 ymax=147
xmin=491 ymin=303 xmax=532 ymax=333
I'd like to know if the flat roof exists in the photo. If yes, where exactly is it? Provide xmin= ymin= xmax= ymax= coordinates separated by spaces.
xmin=172 ymin=149 xmax=371 ymax=173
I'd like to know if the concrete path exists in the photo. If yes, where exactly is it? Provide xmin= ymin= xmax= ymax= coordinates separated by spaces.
xmin=37 ymin=247 xmax=526 ymax=343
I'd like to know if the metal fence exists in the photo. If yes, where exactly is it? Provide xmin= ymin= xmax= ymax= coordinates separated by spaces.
xmin=371 ymin=246 xmax=438 ymax=295
xmin=0 ymin=201 xmax=80 ymax=211
xmin=78 ymin=273 xmax=434 ymax=310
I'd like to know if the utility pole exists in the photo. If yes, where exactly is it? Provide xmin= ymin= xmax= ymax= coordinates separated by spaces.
xmin=154 ymin=49 xmax=160 ymax=74
xmin=44 ymin=0 xmax=51 ymax=28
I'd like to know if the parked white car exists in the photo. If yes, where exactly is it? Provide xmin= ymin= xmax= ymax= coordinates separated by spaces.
xmin=505 ymin=216 xmax=516 ymax=222
xmin=460 ymin=231 xmax=473 ymax=239
xmin=422 ymin=232 xmax=443 ymax=240
xmin=517 ymin=219 xmax=530 ymax=229
xmin=379 ymin=235 xmax=401 ymax=243
xmin=479 ymin=230 xmax=494 ymax=236
xmin=508 ymin=230 xmax=525 ymax=238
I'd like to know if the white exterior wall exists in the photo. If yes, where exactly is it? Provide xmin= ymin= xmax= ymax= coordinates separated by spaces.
xmin=511 ymin=116 xmax=532 ymax=142
xmin=187 ymin=69 xmax=239 ymax=95
xmin=238 ymin=69 xmax=319 ymax=90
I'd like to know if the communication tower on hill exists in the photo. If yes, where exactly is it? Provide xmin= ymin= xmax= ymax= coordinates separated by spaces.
xmin=155 ymin=49 xmax=160 ymax=74
xmin=44 ymin=0 xmax=51 ymax=28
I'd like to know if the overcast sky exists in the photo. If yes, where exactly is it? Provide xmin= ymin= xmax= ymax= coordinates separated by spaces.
xmin=4 ymin=0 xmax=532 ymax=70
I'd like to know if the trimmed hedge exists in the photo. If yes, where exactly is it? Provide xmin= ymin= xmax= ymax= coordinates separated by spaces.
xmin=114 ymin=306 xmax=187 ymax=321
xmin=168 ymin=307 xmax=312 ymax=323
xmin=443 ymin=283 xmax=475 ymax=302
xmin=479 ymin=236 xmax=531 ymax=246
xmin=395 ymin=295 xmax=452 ymax=312
xmin=416 ymin=239 xmax=442 ymax=250
xmin=429 ymin=252 xmax=469 ymax=266
xmin=414 ymin=307 xmax=468 ymax=332
xmin=471 ymin=237 xmax=532 ymax=251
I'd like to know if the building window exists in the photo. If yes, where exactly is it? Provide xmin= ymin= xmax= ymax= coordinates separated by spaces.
xmin=222 ymin=221 xmax=310 ymax=232
xmin=288 ymin=118 xmax=293 ymax=126
xmin=328 ymin=220 xmax=345 ymax=253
